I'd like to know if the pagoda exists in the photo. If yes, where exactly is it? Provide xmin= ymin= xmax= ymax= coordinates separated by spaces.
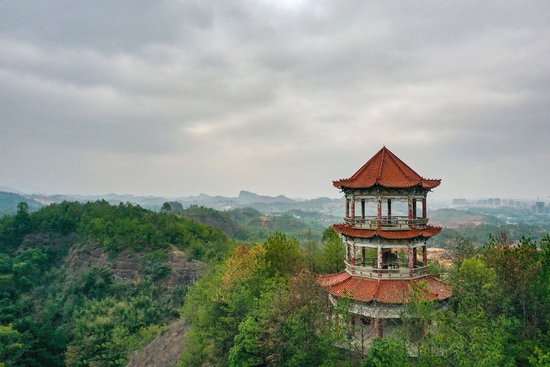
xmin=318 ymin=147 xmax=451 ymax=345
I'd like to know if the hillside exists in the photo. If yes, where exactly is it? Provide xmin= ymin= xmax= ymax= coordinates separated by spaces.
xmin=168 ymin=205 xmax=336 ymax=243
xmin=0 ymin=200 xmax=234 ymax=367
xmin=429 ymin=208 xmax=550 ymax=247
xmin=4 ymin=199 xmax=550 ymax=366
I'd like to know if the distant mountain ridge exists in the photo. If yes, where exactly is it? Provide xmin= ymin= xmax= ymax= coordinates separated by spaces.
xmin=0 ymin=191 xmax=44 ymax=215
xmin=237 ymin=190 xmax=295 ymax=204
xmin=0 ymin=189 xmax=344 ymax=215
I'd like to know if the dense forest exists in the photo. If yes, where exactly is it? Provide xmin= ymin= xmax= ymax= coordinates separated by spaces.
xmin=181 ymin=231 xmax=550 ymax=367
xmin=2 ymin=200 xmax=550 ymax=366
xmin=0 ymin=201 xmax=234 ymax=367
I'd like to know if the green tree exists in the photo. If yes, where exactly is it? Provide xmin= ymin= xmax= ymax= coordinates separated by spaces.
xmin=452 ymin=257 xmax=499 ymax=312
xmin=0 ymin=324 xmax=23 ymax=365
xmin=318 ymin=227 xmax=345 ymax=274
xmin=13 ymin=202 xmax=32 ymax=243
xmin=362 ymin=337 xmax=409 ymax=367
xmin=263 ymin=232 xmax=304 ymax=278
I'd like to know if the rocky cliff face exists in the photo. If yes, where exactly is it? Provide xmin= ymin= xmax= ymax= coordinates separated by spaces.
xmin=65 ymin=242 xmax=204 ymax=287
xmin=125 ymin=319 xmax=190 ymax=367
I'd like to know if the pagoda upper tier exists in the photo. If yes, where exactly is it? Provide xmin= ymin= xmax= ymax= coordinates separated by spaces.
xmin=333 ymin=146 xmax=441 ymax=190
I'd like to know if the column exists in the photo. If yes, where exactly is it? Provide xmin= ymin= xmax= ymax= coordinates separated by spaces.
xmin=346 ymin=199 xmax=350 ymax=218
xmin=375 ymin=318 xmax=383 ymax=338
xmin=361 ymin=199 xmax=365 ymax=220
xmin=377 ymin=199 xmax=382 ymax=229
xmin=377 ymin=246 xmax=383 ymax=279
xmin=408 ymin=198 xmax=413 ymax=219
xmin=408 ymin=248 xmax=414 ymax=270
xmin=412 ymin=199 xmax=417 ymax=219
xmin=413 ymin=248 xmax=417 ymax=266
xmin=387 ymin=199 xmax=392 ymax=219
xmin=362 ymin=247 xmax=366 ymax=266
xmin=351 ymin=245 xmax=356 ymax=266
xmin=351 ymin=316 xmax=356 ymax=336
xmin=351 ymin=199 xmax=356 ymax=221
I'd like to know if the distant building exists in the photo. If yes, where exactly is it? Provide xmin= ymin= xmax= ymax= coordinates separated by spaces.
xmin=534 ymin=202 xmax=545 ymax=214
xmin=452 ymin=198 xmax=467 ymax=206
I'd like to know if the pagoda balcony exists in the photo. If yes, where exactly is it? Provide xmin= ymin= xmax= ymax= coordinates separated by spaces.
xmin=345 ymin=260 xmax=429 ymax=280
xmin=344 ymin=216 xmax=429 ymax=230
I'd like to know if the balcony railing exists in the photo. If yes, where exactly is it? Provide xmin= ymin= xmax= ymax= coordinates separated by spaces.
xmin=345 ymin=261 xmax=429 ymax=280
xmin=344 ymin=216 xmax=429 ymax=230
xmin=357 ymin=258 xmax=424 ymax=268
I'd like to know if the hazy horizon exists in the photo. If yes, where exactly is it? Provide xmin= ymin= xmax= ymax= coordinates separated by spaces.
xmin=2 ymin=1 xmax=550 ymax=200
xmin=2 ymin=183 xmax=547 ymax=205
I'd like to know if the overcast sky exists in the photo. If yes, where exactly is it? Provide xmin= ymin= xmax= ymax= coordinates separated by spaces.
xmin=1 ymin=1 xmax=549 ymax=201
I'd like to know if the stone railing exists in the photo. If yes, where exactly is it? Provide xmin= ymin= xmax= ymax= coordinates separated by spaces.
xmin=345 ymin=261 xmax=429 ymax=279
xmin=344 ymin=216 xmax=429 ymax=230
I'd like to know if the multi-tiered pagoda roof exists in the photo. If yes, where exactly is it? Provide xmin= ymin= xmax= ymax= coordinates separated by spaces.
xmin=333 ymin=146 xmax=441 ymax=190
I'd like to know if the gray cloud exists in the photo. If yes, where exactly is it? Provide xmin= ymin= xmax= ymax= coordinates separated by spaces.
xmin=1 ymin=0 xmax=550 ymax=199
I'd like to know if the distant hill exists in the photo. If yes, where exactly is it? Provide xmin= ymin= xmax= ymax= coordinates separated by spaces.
xmin=172 ymin=205 xmax=335 ymax=243
xmin=428 ymin=207 xmax=550 ymax=247
xmin=429 ymin=208 xmax=500 ymax=228
xmin=0 ymin=191 xmax=43 ymax=215
xmin=237 ymin=190 xmax=295 ymax=204
xmin=1 ymin=189 xmax=344 ymax=216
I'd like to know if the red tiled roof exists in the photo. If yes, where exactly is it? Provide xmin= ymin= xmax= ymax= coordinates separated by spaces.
xmin=317 ymin=271 xmax=452 ymax=304
xmin=333 ymin=147 xmax=441 ymax=190
xmin=333 ymin=223 xmax=442 ymax=240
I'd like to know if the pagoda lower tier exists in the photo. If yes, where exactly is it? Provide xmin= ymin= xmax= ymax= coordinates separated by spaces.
xmin=317 ymin=271 xmax=452 ymax=318
xmin=318 ymin=271 xmax=452 ymax=304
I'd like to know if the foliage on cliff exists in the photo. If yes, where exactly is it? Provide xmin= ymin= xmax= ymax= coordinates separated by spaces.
xmin=0 ymin=200 xmax=234 ymax=367
xmin=181 ymin=231 xmax=349 ymax=367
